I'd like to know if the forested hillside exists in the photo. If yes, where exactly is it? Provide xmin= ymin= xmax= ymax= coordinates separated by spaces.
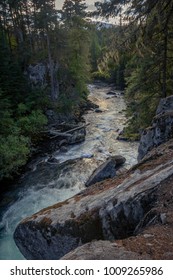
xmin=0 ymin=0 xmax=91 ymax=180
xmin=1 ymin=0 xmax=173 ymax=180
xmin=94 ymin=0 xmax=173 ymax=139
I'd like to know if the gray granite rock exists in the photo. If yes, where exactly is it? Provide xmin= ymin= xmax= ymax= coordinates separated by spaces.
xmin=14 ymin=154 xmax=173 ymax=259
xmin=85 ymin=155 xmax=126 ymax=187
xmin=138 ymin=95 xmax=173 ymax=161
xmin=156 ymin=96 xmax=173 ymax=115
xmin=61 ymin=240 xmax=150 ymax=260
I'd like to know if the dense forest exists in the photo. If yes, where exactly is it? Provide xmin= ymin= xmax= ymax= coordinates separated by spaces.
xmin=0 ymin=0 xmax=173 ymax=181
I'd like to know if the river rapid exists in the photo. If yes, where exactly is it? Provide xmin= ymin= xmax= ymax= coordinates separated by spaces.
xmin=0 ymin=83 xmax=139 ymax=260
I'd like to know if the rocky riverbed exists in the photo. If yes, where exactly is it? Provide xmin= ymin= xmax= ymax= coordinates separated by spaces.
xmin=14 ymin=94 xmax=173 ymax=260
xmin=0 ymin=82 xmax=138 ymax=259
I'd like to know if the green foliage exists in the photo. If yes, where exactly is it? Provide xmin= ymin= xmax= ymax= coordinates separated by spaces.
xmin=17 ymin=109 xmax=48 ymax=139
xmin=90 ymin=24 xmax=129 ymax=86
xmin=124 ymin=63 xmax=159 ymax=135
xmin=0 ymin=0 xmax=93 ymax=180
xmin=0 ymin=99 xmax=47 ymax=179
xmin=61 ymin=0 xmax=87 ymax=23
xmin=57 ymin=8 xmax=91 ymax=105
xmin=95 ymin=0 xmax=173 ymax=137
xmin=0 ymin=135 xmax=30 ymax=180
xmin=91 ymin=70 xmax=110 ymax=81
xmin=0 ymin=41 xmax=48 ymax=180
xmin=89 ymin=26 xmax=102 ymax=72
xmin=58 ymin=93 xmax=78 ymax=114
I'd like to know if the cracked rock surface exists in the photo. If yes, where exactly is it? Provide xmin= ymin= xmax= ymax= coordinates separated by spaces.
xmin=14 ymin=138 xmax=173 ymax=259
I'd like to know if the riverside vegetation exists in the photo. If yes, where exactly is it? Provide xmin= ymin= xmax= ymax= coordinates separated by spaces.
xmin=14 ymin=94 xmax=173 ymax=260
xmin=1 ymin=0 xmax=173 ymax=260
xmin=1 ymin=0 xmax=173 ymax=182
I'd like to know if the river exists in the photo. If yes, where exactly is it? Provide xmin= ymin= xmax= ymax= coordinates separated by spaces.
xmin=0 ymin=83 xmax=138 ymax=260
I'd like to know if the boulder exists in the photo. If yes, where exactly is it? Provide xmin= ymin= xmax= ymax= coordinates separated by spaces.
xmin=59 ymin=146 xmax=68 ymax=153
xmin=61 ymin=240 xmax=150 ymax=260
xmin=106 ymin=91 xmax=117 ymax=95
xmin=138 ymin=96 xmax=173 ymax=161
xmin=95 ymin=108 xmax=103 ymax=113
xmin=14 ymin=141 xmax=173 ymax=260
xmin=68 ymin=128 xmax=86 ymax=145
xmin=85 ymin=155 xmax=126 ymax=187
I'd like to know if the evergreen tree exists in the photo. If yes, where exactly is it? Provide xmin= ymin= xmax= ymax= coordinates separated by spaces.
xmin=61 ymin=0 xmax=87 ymax=22
xmin=32 ymin=0 xmax=59 ymax=101
xmin=95 ymin=0 xmax=173 ymax=137
xmin=58 ymin=0 xmax=90 ymax=107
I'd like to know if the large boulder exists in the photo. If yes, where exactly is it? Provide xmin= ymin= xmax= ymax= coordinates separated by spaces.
xmin=138 ymin=95 xmax=173 ymax=161
xmin=85 ymin=155 xmax=126 ymax=187
xmin=14 ymin=140 xmax=173 ymax=259
xmin=61 ymin=240 xmax=150 ymax=260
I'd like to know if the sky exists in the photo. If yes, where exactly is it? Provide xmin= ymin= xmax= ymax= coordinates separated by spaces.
xmin=55 ymin=0 xmax=97 ymax=10
xmin=55 ymin=0 xmax=117 ymax=24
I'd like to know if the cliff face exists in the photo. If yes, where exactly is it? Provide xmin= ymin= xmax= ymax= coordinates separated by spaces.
xmin=138 ymin=96 xmax=173 ymax=161
xmin=14 ymin=96 xmax=173 ymax=260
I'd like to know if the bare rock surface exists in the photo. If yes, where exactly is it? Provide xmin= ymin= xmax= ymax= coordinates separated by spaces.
xmin=14 ymin=140 xmax=173 ymax=259
xmin=13 ymin=95 xmax=173 ymax=260
xmin=138 ymin=96 xmax=173 ymax=161
xmin=156 ymin=95 xmax=173 ymax=115
xmin=115 ymin=171 xmax=173 ymax=259
xmin=61 ymin=240 xmax=150 ymax=260
xmin=85 ymin=155 xmax=126 ymax=187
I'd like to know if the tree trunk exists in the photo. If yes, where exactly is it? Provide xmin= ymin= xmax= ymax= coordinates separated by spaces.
xmin=46 ymin=28 xmax=59 ymax=102
xmin=162 ymin=25 xmax=168 ymax=98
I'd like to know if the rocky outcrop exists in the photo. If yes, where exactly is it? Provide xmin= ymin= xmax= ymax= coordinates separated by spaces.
xmin=156 ymin=95 xmax=173 ymax=115
xmin=26 ymin=63 xmax=47 ymax=89
xmin=85 ymin=155 xmax=126 ymax=187
xmin=14 ymin=139 xmax=173 ymax=259
xmin=26 ymin=62 xmax=59 ymax=91
xmin=61 ymin=240 xmax=150 ymax=260
xmin=138 ymin=96 xmax=173 ymax=161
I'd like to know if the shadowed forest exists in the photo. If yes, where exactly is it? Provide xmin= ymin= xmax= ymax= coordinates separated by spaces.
xmin=1 ymin=0 xmax=173 ymax=181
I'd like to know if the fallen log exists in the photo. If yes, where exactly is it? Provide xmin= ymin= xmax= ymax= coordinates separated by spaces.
xmin=65 ymin=123 xmax=90 ymax=134
xmin=49 ymin=131 xmax=72 ymax=139
xmin=45 ymin=123 xmax=90 ymax=139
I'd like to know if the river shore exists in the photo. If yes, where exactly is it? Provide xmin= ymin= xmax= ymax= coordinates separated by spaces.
xmin=0 ymin=82 xmax=138 ymax=259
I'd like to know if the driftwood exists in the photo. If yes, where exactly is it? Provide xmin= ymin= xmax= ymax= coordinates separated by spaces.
xmin=48 ymin=123 xmax=90 ymax=139
xmin=65 ymin=123 xmax=90 ymax=134
xmin=50 ymin=132 xmax=72 ymax=139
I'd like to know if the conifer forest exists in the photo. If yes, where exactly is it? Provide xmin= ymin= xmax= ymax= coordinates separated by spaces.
xmin=0 ymin=0 xmax=173 ymax=181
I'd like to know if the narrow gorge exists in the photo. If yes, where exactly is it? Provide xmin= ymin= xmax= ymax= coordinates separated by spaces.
xmin=14 ymin=93 xmax=173 ymax=260
xmin=0 ymin=83 xmax=138 ymax=259
xmin=1 ymin=0 xmax=173 ymax=262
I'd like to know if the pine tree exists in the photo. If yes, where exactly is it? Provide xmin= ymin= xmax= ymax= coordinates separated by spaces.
xmin=95 ymin=0 xmax=173 ymax=136
xmin=31 ymin=0 xmax=59 ymax=101
xmin=61 ymin=0 xmax=87 ymax=22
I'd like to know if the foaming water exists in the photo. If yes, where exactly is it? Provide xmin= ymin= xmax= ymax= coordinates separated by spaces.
xmin=0 ymin=83 xmax=138 ymax=259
